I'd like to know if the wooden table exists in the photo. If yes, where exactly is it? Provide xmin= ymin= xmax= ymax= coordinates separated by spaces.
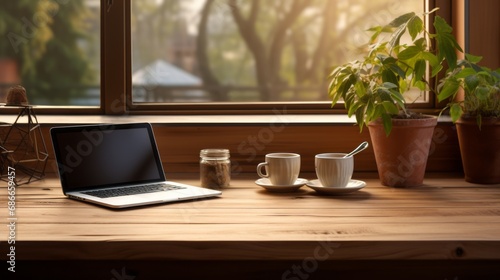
xmin=1 ymin=174 xmax=500 ymax=279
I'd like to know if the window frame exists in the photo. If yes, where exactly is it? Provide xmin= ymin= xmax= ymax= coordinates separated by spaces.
xmin=2 ymin=0 xmax=457 ymax=116
xmin=121 ymin=0 xmax=455 ymax=115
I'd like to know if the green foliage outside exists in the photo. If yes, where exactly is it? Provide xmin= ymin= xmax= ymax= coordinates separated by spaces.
xmin=0 ymin=0 xmax=97 ymax=105
xmin=0 ymin=0 xmax=55 ymax=79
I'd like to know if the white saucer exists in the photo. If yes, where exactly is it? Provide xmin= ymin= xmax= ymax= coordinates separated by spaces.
xmin=255 ymin=178 xmax=308 ymax=192
xmin=306 ymin=179 xmax=366 ymax=195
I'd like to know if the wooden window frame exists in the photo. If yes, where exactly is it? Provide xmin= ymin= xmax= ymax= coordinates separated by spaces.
xmin=121 ymin=0 xmax=449 ymax=116
xmin=1 ymin=0 xmax=458 ymax=116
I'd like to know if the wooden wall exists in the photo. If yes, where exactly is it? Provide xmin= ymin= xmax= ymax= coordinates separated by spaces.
xmin=467 ymin=0 xmax=500 ymax=69
xmin=37 ymin=122 xmax=462 ymax=178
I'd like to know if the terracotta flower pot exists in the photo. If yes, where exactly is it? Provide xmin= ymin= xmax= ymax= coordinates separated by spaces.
xmin=368 ymin=116 xmax=438 ymax=187
xmin=456 ymin=116 xmax=500 ymax=184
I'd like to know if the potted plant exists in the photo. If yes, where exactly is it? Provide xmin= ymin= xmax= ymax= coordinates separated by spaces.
xmin=328 ymin=9 xmax=462 ymax=187
xmin=438 ymin=55 xmax=500 ymax=184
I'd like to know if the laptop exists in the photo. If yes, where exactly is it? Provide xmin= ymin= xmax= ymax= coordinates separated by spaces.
xmin=50 ymin=122 xmax=221 ymax=208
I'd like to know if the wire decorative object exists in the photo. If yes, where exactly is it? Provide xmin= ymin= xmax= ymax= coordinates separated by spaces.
xmin=1 ymin=87 xmax=48 ymax=185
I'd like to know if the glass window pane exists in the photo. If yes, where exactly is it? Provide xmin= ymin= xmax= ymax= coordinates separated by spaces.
xmin=0 ymin=0 xmax=100 ymax=106
xmin=131 ymin=0 xmax=423 ymax=104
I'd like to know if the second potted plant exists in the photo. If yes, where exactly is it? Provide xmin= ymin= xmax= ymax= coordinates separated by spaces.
xmin=438 ymin=54 xmax=500 ymax=184
xmin=328 ymin=9 xmax=462 ymax=187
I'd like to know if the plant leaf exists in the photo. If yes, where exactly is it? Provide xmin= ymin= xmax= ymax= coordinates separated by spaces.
xmin=354 ymin=79 xmax=367 ymax=97
xmin=381 ymin=69 xmax=398 ymax=86
xmin=434 ymin=16 xmax=463 ymax=69
xmin=355 ymin=106 xmax=365 ymax=132
xmin=408 ymin=16 xmax=424 ymax=40
xmin=366 ymin=98 xmax=374 ymax=120
xmin=398 ymin=46 xmax=421 ymax=60
xmin=465 ymin=53 xmax=483 ymax=64
xmin=390 ymin=89 xmax=405 ymax=103
xmin=450 ymin=103 xmax=463 ymax=122
xmin=387 ymin=63 xmax=406 ymax=79
xmin=381 ymin=113 xmax=393 ymax=136
xmin=399 ymin=78 xmax=408 ymax=93
xmin=388 ymin=13 xmax=415 ymax=51
xmin=421 ymin=51 xmax=439 ymax=68
xmin=414 ymin=80 xmax=426 ymax=91
xmin=378 ymin=54 xmax=396 ymax=64
xmin=433 ymin=15 xmax=453 ymax=33
xmin=454 ymin=68 xmax=477 ymax=79
xmin=344 ymin=92 xmax=355 ymax=113
xmin=368 ymin=26 xmax=386 ymax=44
xmin=382 ymin=101 xmax=399 ymax=115
xmin=491 ymin=69 xmax=500 ymax=80
xmin=413 ymin=59 xmax=426 ymax=82
xmin=389 ymin=12 xmax=415 ymax=27
xmin=431 ymin=64 xmax=443 ymax=78
xmin=381 ymin=82 xmax=398 ymax=89
xmin=464 ymin=74 xmax=480 ymax=92
xmin=438 ymin=78 xmax=460 ymax=102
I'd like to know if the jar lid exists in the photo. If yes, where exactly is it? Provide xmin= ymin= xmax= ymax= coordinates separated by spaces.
xmin=200 ymin=149 xmax=230 ymax=158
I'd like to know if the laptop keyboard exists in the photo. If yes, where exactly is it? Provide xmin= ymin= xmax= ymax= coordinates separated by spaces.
xmin=82 ymin=183 xmax=186 ymax=198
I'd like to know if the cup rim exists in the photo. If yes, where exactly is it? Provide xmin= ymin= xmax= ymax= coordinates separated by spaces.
xmin=265 ymin=153 xmax=300 ymax=158
xmin=315 ymin=153 xmax=351 ymax=159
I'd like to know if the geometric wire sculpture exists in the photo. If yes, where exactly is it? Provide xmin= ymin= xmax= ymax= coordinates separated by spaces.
xmin=0 ymin=105 xmax=48 ymax=185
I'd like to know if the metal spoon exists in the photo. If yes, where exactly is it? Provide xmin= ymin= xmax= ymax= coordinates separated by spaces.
xmin=344 ymin=141 xmax=369 ymax=158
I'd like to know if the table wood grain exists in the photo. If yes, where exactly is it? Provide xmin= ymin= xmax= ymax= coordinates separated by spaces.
xmin=1 ymin=174 xmax=500 ymax=279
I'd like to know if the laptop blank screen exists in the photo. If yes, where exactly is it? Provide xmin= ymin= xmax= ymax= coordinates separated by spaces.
xmin=51 ymin=124 xmax=165 ymax=191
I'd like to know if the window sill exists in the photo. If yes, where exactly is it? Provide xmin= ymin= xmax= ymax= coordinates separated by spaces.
xmin=1 ymin=113 xmax=453 ymax=126
xmin=1 ymin=112 xmax=459 ymax=174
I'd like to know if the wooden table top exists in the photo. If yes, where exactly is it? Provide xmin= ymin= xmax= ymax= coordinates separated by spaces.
xmin=1 ymin=174 xmax=500 ymax=262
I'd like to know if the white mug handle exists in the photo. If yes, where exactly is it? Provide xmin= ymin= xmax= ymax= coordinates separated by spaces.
xmin=256 ymin=162 xmax=269 ymax=178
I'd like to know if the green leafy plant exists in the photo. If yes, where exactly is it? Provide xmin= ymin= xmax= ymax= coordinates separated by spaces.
xmin=437 ymin=54 xmax=500 ymax=127
xmin=328 ymin=9 xmax=462 ymax=135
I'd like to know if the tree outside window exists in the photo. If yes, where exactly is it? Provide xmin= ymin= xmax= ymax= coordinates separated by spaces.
xmin=131 ymin=0 xmax=422 ymax=104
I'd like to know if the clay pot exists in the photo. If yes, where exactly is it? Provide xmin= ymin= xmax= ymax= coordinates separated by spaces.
xmin=456 ymin=116 xmax=500 ymax=184
xmin=368 ymin=116 xmax=438 ymax=187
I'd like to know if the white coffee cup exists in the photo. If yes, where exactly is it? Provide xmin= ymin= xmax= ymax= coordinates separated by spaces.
xmin=257 ymin=153 xmax=301 ymax=185
xmin=315 ymin=153 xmax=353 ymax=188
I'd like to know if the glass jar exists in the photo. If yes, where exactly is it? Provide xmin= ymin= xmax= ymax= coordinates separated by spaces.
xmin=200 ymin=149 xmax=231 ymax=189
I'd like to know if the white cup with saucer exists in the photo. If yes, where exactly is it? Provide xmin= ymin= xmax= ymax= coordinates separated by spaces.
xmin=307 ymin=153 xmax=366 ymax=195
xmin=255 ymin=153 xmax=306 ymax=192
xmin=315 ymin=153 xmax=353 ymax=188
xmin=257 ymin=153 xmax=301 ymax=185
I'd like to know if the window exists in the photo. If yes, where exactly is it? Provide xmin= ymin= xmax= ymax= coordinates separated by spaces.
xmin=129 ymin=0 xmax=423 ymax=110
xmin=1 ymin=1 xmax=457 ymax=115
